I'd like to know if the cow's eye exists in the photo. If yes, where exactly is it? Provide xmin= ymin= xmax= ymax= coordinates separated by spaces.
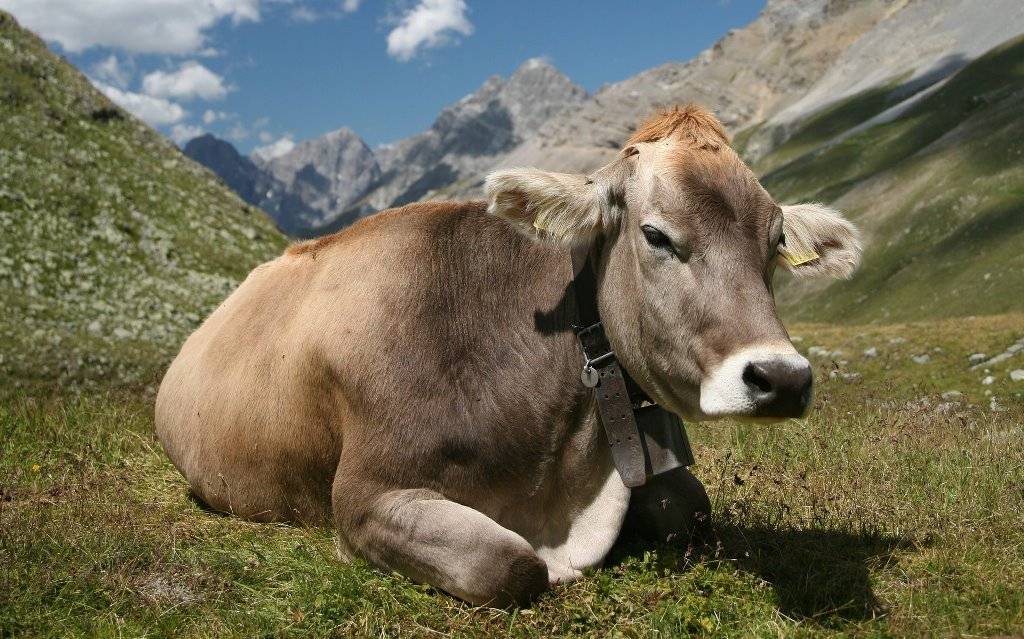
xmin=641 ymin=224 xmax=676 ymax=256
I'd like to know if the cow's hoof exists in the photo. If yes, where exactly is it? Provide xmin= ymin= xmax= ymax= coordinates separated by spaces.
xmin=493 ymin=551 xmax=549 ymax=608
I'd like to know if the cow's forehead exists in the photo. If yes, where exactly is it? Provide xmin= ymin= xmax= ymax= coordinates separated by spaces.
xmin=633 ymin=140 xmax=779 ymax=230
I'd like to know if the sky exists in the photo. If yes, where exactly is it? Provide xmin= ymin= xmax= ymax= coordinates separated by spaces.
xmin=0 ymin=0 xmax=767 ymax=158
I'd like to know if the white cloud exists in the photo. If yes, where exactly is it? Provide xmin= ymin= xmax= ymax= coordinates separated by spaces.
xmin=170 ymin=123 xmax=205 ymax=144
xmin=386 ymin=0 xmax=473 ymax=62
xmin=94 ymin=81 xmax=186 ymax=126
xmin=92 ymin=54 xmax=131 ymax=88
xmin=142 ymin=61 xmax=229 ymax=101
xmin=227 ymin=123 xmax=251 ymax=141
xmin=258 ymin=131 xmax=274 ymax=143
xmin=0 ymin=0 xmax=261 ymax=55
xmin=290 ymin=6 xmax=318 ymax=22
xmin=342 ymin=0 xmax=361 ymax=12
xmin=252 ymin=136 xmax=295 ymax=161
xmin=202 ymin=109 xmax=231 ymax=124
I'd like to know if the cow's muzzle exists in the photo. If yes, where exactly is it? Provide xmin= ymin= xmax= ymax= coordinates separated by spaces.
xmin=698 ymin=345 xmax=812 ymax=419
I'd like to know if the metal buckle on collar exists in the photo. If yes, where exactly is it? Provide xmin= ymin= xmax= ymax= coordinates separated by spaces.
xmin=581 ymin=351 xmax=615 ymax=387
xmin=576 ymin=322 xmax=615 ymax=388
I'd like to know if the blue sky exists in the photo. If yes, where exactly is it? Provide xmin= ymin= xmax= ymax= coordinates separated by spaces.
xmin=2 ymin=0 xmax=766 ymax=156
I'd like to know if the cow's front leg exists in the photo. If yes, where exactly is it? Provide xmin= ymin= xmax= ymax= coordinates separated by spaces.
xmin=333 ymin=479 xmax=549 ymax=607
xmin=621 ymin=467 xmax=711 ymax=544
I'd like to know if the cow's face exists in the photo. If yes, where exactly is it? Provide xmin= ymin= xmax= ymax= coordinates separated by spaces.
xmin=486 ymin=106 xmax=861 ymax=422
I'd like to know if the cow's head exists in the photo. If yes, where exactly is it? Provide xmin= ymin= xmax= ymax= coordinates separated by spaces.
xmin=486 ymin=105 xmax=861 ymax=422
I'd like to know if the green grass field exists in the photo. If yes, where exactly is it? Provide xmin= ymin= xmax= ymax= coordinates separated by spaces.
xmin=4 ymin=314 xmax=1022 ymax=637
xmin=3 ymin=8 xmax=1024 ymax=637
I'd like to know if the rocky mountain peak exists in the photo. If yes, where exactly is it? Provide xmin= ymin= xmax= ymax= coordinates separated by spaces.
xmin=429 ymin=59 xmax=586 ymax=140
xmin=262 ymin=126 xmax=372 ymax=177
xmin=184 ymin=133 xmax=237 ymax=158
xmin=318 ymin=126 xmax=364 ymax=144
xmin=254 ymin=125 xmax=380 ymax=231
xmin=284 ymin=127 xmax=375 ymax=184
xmin=183 ymin=133 xmax=267 ymax=206
xmin=506 ymin=57 xmax=567 ymax=86
xmin=501 ymin=58 xmax=588 ymax=136
xmin=187 ymin=55 xmax=590 ymax=237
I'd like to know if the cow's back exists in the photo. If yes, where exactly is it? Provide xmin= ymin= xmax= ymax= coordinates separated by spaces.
xmin=156 ymin=200 xmax=586 ymax=524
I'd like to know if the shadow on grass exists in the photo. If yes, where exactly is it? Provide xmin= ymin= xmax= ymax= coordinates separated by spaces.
xmin=715 ymin=523 xmax=912 ymax=621
xmin=611 ymin=522 xmax=914 ymax=623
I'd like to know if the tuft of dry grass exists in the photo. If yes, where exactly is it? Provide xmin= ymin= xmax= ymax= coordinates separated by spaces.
xmin=2 ymin=314 xmax=1022 ymax=637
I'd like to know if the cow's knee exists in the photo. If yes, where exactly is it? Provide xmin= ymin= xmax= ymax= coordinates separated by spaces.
xmin=332 ymin=480 xmax=548 ymax=607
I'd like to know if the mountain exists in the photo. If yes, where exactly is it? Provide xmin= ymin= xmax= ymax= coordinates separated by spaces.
xmin=480 ymin=0 xmax=895 ymax=182
xmin=186 ymin=58 xmax=587 ymax=237
xmin=462 ymin=0 xmax=1024 ymax=184
xmin=354 ymin=57 xmax=589 ymax=216
xmin=254 ymin=127 xmax=380 ymax=234
xmin=760 ymin=32 xmax=1024 ymax=323
xmin=489 ymin=0 xmax=1024 ymax=324
xmin=741 ymin=0 xmax=1024 ymax=167
xmin=0 ymin=11 xmax=287 ymax=391
xmin=184 ymin=134 xmax=272 ymax=206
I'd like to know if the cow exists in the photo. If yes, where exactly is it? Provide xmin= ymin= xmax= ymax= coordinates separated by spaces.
xmin=156 ymin=104 xmax=861 ymax=607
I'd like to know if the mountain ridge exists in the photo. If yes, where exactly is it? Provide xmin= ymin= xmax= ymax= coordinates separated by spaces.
xmin=187 ymin=57 xmax=588 ymax=237
xmin=186 ymin=0 xmax=930 ymax=233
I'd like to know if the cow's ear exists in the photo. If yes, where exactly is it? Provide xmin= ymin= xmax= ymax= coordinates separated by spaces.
xmin=778 ymin=203 xmax=862 ymax=279
xmin=485 ymin=168 xmax=618 ymax=244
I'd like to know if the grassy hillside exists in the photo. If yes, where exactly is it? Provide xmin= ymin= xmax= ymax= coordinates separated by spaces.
xmin=0 ymin=11 xmax=287 ymax=393
xmin=3 ymin=315 xmax=1022 ymax=637
xmin=749 ymin=35 xmax=1024 ymax=324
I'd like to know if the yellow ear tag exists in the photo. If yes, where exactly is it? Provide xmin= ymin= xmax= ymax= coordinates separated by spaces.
xmin=779 ymin=246 xmax=820 ymax=267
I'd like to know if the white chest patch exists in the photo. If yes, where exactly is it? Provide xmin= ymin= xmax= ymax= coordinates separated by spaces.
xmin=533 ymin=468 xmax=631 ymax=584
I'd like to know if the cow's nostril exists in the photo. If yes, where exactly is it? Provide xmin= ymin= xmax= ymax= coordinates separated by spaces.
xmin=742 ymin=363 xmax=774 ymax=394
xmin=744 ymin=359 xmax=813 ymax=418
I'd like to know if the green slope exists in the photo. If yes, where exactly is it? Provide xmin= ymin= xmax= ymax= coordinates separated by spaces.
xmin=749 ymin=35 xmax=1024 ymax=324
xmin=0 ymin=12 xmax=287 ymax=392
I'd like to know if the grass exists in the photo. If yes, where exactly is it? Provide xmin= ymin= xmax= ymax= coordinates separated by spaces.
xmin=746 ymin=75 xmax=914 ymax=176
xmin=3 ymin=314 xmax=1023 ymax=637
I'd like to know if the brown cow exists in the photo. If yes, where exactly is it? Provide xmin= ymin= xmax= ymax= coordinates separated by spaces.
xmin=156 ymin=105 xmax=861 ymax=607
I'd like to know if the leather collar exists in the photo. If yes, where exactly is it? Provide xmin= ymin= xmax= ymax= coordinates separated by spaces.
xmin=569 ymin=242 xmax=694 ymax=488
